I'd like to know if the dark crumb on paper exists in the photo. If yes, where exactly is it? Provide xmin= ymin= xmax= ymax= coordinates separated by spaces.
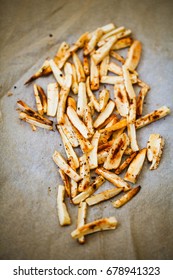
xmin=59 ymin=143 xmax=62 ymax=146
xmin=91 ymin=176 xmax=96 ymax=180
xmin=49 ymin=34 xmax=53 ymax=37
xmin=7 ymin=92 xmax=13 ymax=97
xmin=14 ymin=86 xmax=17 ymax=89
xmin=48 ymin=187 xmax=51 ymax=194
xmin=144 ymin=102 xmax=147 ymax=104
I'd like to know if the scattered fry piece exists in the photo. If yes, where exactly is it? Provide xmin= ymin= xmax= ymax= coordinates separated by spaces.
xmin=112 ymin=186 xmax=141 ymax=208
xmin=57 ymin=185 xmax=71 ymax=226
xmin=77 ymin=202 xmax=87 ymax=244
xmin=86 ymin=187 xmax=123 ymax=206
xmin=147 ymin=134 xmax=164 ymax=170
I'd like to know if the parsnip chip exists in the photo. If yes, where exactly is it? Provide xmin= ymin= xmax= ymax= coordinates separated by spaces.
xmin=57 ymin=185 xmax=71 ymax=226
xmin=72 ymin=176 xmax=105 ymax=205
xmin=136 ymin=85 xmax=150 ymax=116
xmin=77 ymin=202 xmax=87 ymax=244
xmin=97 ymin=26 xmax=125 ymax=47
xmin=124 ymin=148 xmax=146 ymax=183
xmin=52 ymin=151 xmax=81 ymax=182
xmin=71 ymin=217 xmax=118 ymax=239
xmin=112 ymin=186 xmax=141 ymax=208
xmin=100 ymin=74 xmax=137 ymax=85
xmin=110 ymin=50 xmax=125 ymax=63
xmin=57 ymin=87 xmax=70 ymax=124
xmin=94 ymin=100 xmax=115 ymax=129
xmin=86 ymin=187 xmax=123 ymax=206
xmin=100 ymin=23 xmax=115 ymax=33
xmin=36 ymin=85 xmax=47 ymax=114
xmin=147 ymin=134 xmax=164 ymax=170
xmin=47 ymin=83 xmax=59 ymax=117
xmin=95 ymin=167 xmax=131 ymax=191
xmin=24 ymin=59 xmax=51 ymax=85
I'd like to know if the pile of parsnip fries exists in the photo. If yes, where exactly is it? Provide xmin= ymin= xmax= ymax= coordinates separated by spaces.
xmin=17 ymin=23 xmax=170 ymax=243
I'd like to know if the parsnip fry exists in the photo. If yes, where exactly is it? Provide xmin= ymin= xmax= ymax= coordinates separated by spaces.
xmin=57 ymin=185 xmax=71 ymax=226
xmin=86 ymin=187 xmax=123 ymax=206
xmin=87 ymin=131 xmax=100 ymax=169
xmin=112 ymin=186 xmax=141 ymax=208
xmin=52 ymin=151 xmax=81 ymax=182
xmin=111 ymin=37 xmax=133 ymax=50
xmin=83 ymin=56 xmax=90 ymax=76
xmin=100 ymin=74 xmax=137 ymax=85
xmin=115 ymin=152 xmax=138 ymax=174
xmin=49 ymin=59 xmax=65 ymax=87
xmin=83 ymin=105 xmax=94 ymax=136
xmin=90 ymin=57 xmax=100 ymax=90
xmin=72 ymin=52 xmax=86 ymax=83
xmin=71 ymin=64 xmax=79 ymax=94
xmin=147 ymin=134 xmax=164 ymax=170
xmin=59 ymin=169 xmax=71 ymax=197
xmin=108 ymin=62 xmax=122 ymax=76
xmin=104 ymin=133 xmax=129 ymax=170
xmin=60 ymin=115 xmax=79 ymax=148
xmin=78 ymin=154 xmax=90 ymax=192
xmin=47 ymin=83 xmax=59 ymax=117
xmin=72 ymin=176 xmax=105 ymax=205
xmin=24 ymin=59 xmax=51 ymax=84
xmin=67 ymin=106 xmax=90 ymax=139
xmin=67 ymin=96 xmax=77 ymax=111
xmin=114 ymin=83 xmax=129 ymax=117
xmin=77 ymin=202 xmax=87 ymax=244
xmin=98 ymin=148 xmax=109 ymax=165
xmin=57 ymin=87 xmax=70 ymax=124
xmin=100 ymin=23 xmax=115 ymax=33
xmin=77 ymin=82 xmax=87 ymax=118
xmin=98 ymin=27 xmax=125 ymax=43
xmin=99 ymin=89 xmax=110 ymax=111
xmin=99 ymin=115 xmax=118 ymax=145
xmin=136 ymin=85 xmax=150 ymax=116
xmin=57 ymin=125 xmax=79 ymax=170
xmin=36 ymin=85 xmax=47 ymax=114
xmin=92 ymin=35 xmax=117 ymax=65
xmin=33 ymin=84 xmax=44 ymax=115
xmin=95 ymin=167 xmax=131 ymax=191
xmin=70 ymin=179 xmax=78 ymax=199
xmin=86 ymin=77 xmax=100 ymax=112
xmin=94 ymin=100 xmax=115 ymax=129
xmin=135 ymin=106 xmax=170 ymax=129
xmin=101 ymin=118 xmax=127 ymax=133
xmin=19 ymin=111 xmax=53 ymax=130
xmin=124 ymin=148 xmax=146 ymax=183
xmin=17 ymin=100 xmax=52 ymax=125
xmin=110 ymin=51 xmax=125 ymax=63
xmin=84 ymin=28 xmax=103 ymax=55
xmin=99 ymin=55 xmax=110 ymax=78
xmin=54 ymin=42 xmax=70 ymax=69
xmin=124 ymin=40 xmax=142 ymax=71
xmin=71 ymin=217 xmax=118 ymax=239
xmin=72 ymin=125 xmax=93 ymax=153
xmin=70 ymin=32 xmax=89 ymax=52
